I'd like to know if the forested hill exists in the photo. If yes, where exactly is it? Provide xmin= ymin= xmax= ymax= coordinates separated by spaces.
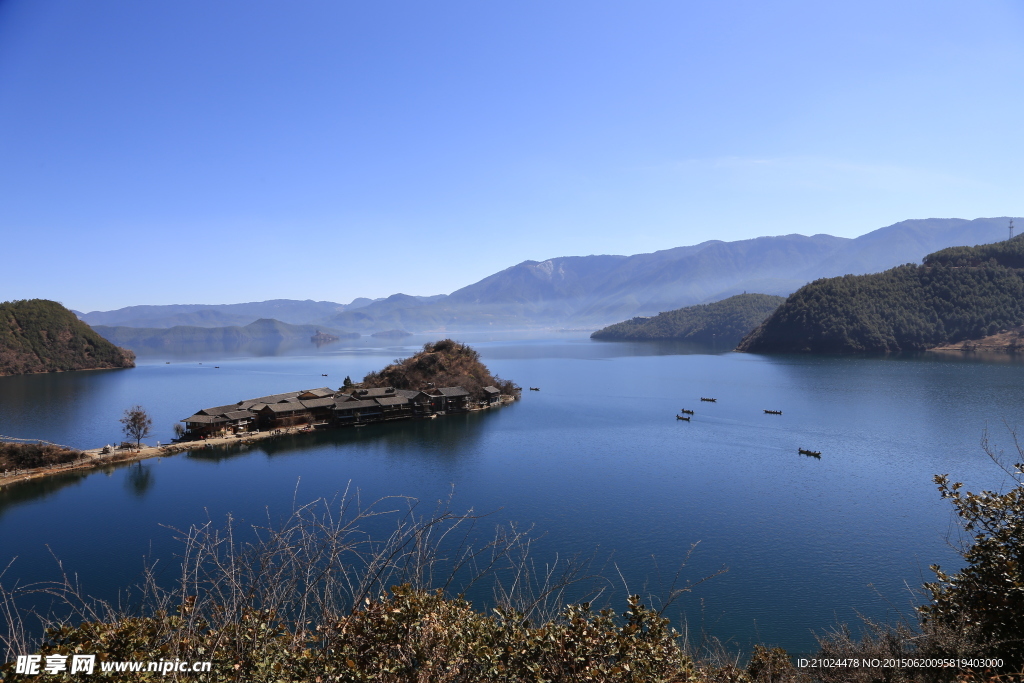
xmin=738 ymin=236 xmax=1024 ymax=354
xmin=591 ymin=293 xmax=785 ymax=345
xmin=0 ymin=299 xmax=135 ymax=376
xmin=361 ymin=339 xmax=519 ymax=400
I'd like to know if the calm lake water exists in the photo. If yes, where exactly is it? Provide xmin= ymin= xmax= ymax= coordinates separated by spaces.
xmin=1 ymin=334 xmax=1021 ymax=656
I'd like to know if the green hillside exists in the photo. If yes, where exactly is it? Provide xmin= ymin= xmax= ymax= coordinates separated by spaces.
xmin=0 ymin=299 xmax=135 ymax=376
xmin=591 ymin=293 xmax=785 ymax=345
xmin=738 ymin=236 xmax=1024 ymax=354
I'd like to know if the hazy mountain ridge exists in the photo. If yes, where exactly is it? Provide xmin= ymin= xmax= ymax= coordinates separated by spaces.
xmin=77 ymin=217 xmax=1017 ymax=333
xmin=76 ymin=298 xmax=380 ymax=329
xmin=321 ymin=218 xmax=1012 ymax=331
xmin=93 ymin=319 xmax=357 ymax=351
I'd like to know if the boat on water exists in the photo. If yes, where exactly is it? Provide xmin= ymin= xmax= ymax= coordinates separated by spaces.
xmin=529 ymin=387 xmax=540 ymax=391
xmin=798 ymin=448 xmax=821 ymax=458
xmin=676 ymin=415 xmax=691 ymax=421
xmin=680 ymin=409 xmax=694 ymax=415
xmin=764 ymin=409 xmax=783 ymax=415
xmin=700 ymin=397 xmax=717 ymax=402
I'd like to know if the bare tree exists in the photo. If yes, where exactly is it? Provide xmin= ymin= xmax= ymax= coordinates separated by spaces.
xmin=119 ymin=405 xmax=152 ymax=450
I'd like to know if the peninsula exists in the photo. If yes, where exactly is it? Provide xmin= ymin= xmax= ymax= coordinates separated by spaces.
xmin=738 ymin=235 xmax=1024 ymax=354
xmin=181 ymin=340 xmax=518 ymax=438
xmin=591 ymin=293 xmax=785 ymax=345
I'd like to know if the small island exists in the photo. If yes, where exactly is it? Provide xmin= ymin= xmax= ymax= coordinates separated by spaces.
xmin=311 ymin=330 xmax=340 ymax=345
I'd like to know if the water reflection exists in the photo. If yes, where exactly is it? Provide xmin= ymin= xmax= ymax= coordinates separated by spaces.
xmin=124 ymin=463 xmax=155 ymax=497
xmin=186 ymin=411 xmax=490 ymax=467
xmin=0 ymin=471 xmax=89 ymax=521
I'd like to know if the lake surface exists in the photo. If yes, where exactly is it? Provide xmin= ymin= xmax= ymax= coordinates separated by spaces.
xmin=1 ymin=335 xmax=1021 ymax=656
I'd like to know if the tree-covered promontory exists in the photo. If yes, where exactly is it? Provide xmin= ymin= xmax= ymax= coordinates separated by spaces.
xmin=361 ymin=339 xmax=520 ymax=400
xmin=0 ymin=299 xmax=135 ymax=376
xmin=591 ymin=293 xmax=785 ymax=346
xmin=738 ymin=236 xmax=1024 ymax=354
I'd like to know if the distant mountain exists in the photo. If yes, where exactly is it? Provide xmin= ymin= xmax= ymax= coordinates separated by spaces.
xmin=737 ymin=235 xmax=1024 ymax=354
xmin=1 ymin=299 xmax=135 ymax=376
xmin=591 ymin=293 xmax=786 ymax=345
xmin=92 ymin=319 xmax=358 ymax=352
xmin=319 ymin=217 xmax=1015 ymax=332
xmin=371 ymin=329 xmax=413 ymax=338
xmin=76 ymin=298 xmax=379 ymax=329
xmin=76 ymin=217 xmax=1018 ymax=333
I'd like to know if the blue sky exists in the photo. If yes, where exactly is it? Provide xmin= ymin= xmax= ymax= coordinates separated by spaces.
xmin=1 ymin=0 xmax=1022 ymax=311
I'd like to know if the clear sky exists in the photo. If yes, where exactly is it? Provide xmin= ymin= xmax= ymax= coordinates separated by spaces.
xmin=2 ymin=0 xmax=1022 ymax=311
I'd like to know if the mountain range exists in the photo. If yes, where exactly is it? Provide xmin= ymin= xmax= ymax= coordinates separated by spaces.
xmin=78 ymin=217 xmax=1017 ymax=333
xmin=92 ymin=319 xmax=356 ymax=352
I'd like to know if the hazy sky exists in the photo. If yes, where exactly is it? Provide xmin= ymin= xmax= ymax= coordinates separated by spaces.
xmin=2 ymin=1 xmax=1022 ymax=311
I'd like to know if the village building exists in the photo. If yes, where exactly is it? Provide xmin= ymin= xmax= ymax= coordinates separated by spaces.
xmin=180 ymin=384 xmax=505 ymax=439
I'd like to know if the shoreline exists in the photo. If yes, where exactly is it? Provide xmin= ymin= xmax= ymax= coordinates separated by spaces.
xmin=0 ymin=363 xmax=135 ymax=378
xmin=0 ymin=396 xmax=515 ymax=489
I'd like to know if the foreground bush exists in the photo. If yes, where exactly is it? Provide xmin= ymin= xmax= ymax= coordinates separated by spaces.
xmin=23 ymin=588 xmax=703 ymax=682
xmin=0 ymin=442 xmax=81 ymax=471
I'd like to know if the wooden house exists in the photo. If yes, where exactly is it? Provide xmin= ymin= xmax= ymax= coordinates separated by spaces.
xmin=429 ymin=387 xmax=470 ymax=412
xmin=257 ymin=401 xmax=312 ymax=429
xmin=333 ymin=399 xmax=382 ymax=423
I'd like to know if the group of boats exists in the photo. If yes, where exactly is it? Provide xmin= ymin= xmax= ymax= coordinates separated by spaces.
xmin=674 ymin=399 xmax=822 ymax=458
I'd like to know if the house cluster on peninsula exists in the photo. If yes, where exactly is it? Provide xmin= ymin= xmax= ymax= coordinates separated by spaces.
xmin=181 ymin=385 xmax=504 ymax=439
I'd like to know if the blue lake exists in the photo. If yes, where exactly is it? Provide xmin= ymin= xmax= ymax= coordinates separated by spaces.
xmin=1 ymin=335 xmax=1020 ymax=656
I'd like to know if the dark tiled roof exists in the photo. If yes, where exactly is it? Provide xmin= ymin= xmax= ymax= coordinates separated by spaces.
xmin=434 ymin=387 xmax=469 ymax=397
xmin=334 ymin=399 xmax=380 ymax=411
xmin=301 ymin=397 xmax=336 ymax=409
xmin=376 ymin=396 xmax=409 ymax=406
xmin=300 ymin=388 xmax=335 ymax=399
xmin=354 ymin=387 xmax=397 ymax=398
xmin=394 ymin=389 xmax=422 ymax=399
xmin=251 ymin=391 xmax=303 ymax=404
xmin=199 ymin=404 xmax=241 ymax=417
xmin=334 ymin=394 xmax=354 ymax=402
xmin=185 ymin=414 xmax=226 ymax=424
xmin=223 ymin=410 xmax=254 ymax=420
xmin=483 ymin=386 xmax=500 ymax=395
xmin=261 ymin=403 xmax=309 ymax=414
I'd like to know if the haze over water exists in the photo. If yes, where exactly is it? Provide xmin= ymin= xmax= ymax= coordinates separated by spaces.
xmin=1 ymin=335 xmax=1020 ymax=656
